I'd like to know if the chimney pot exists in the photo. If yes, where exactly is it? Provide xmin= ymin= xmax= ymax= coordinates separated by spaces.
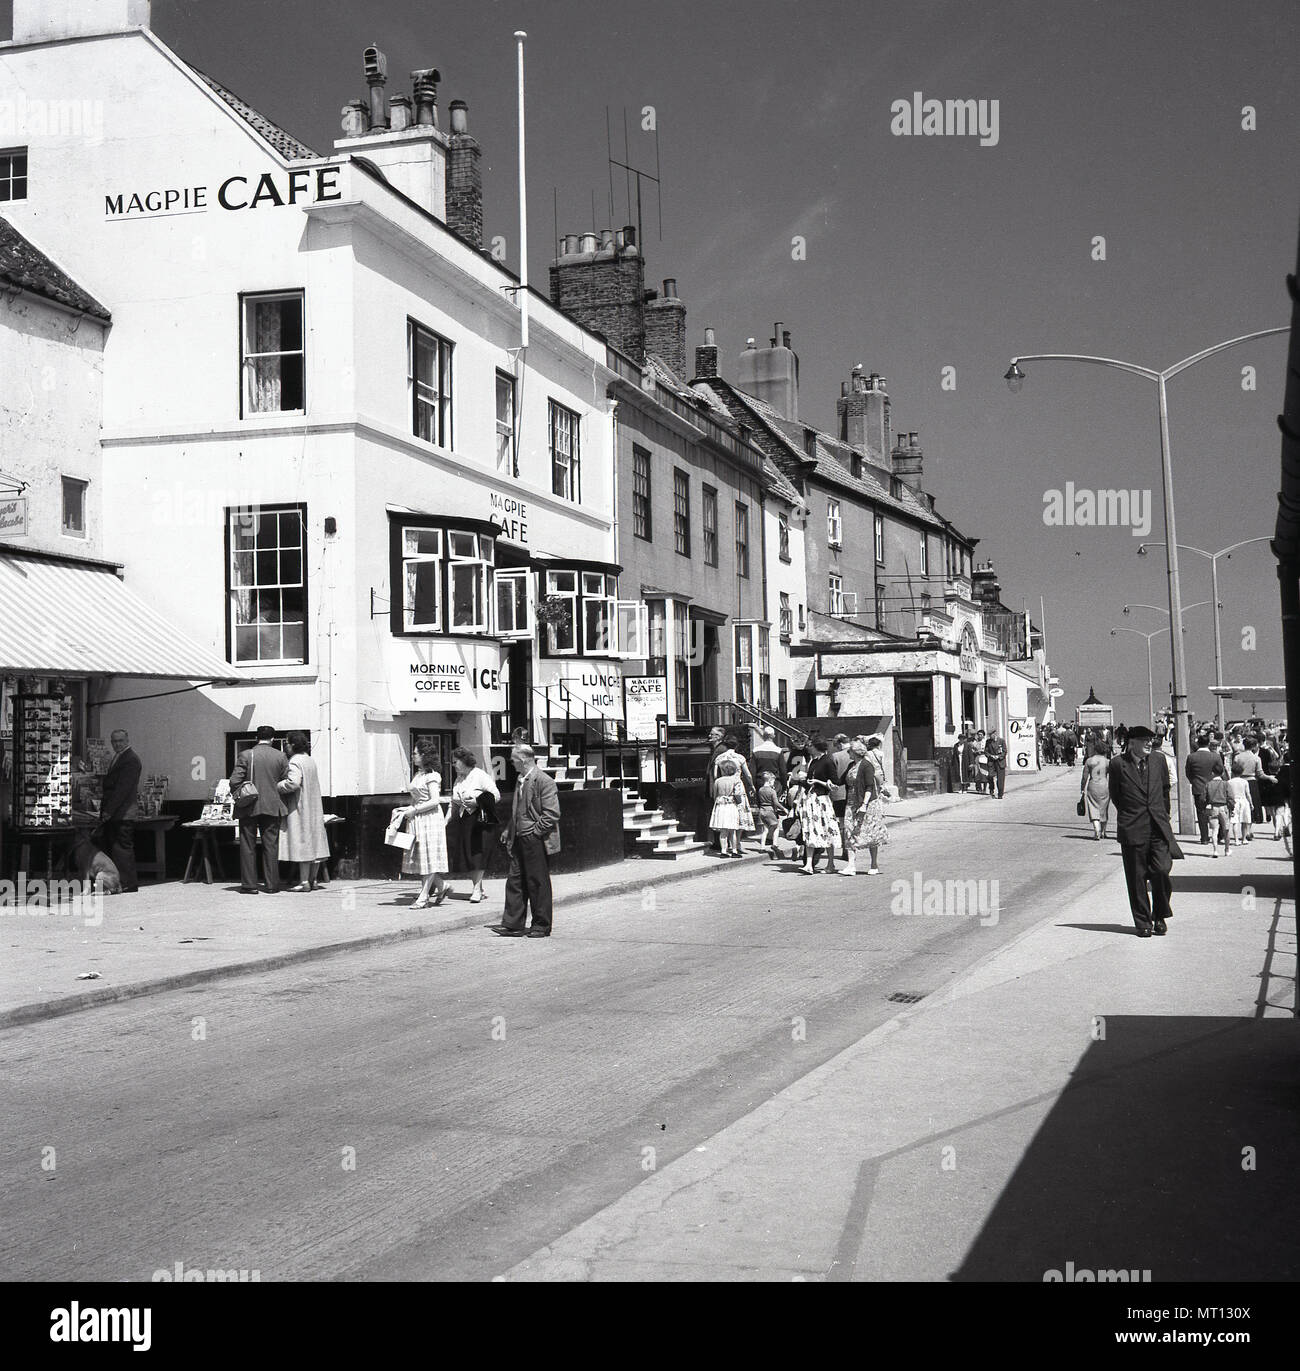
xmin=745 ymin=338 xmax=756 ymax=349
xmin=600 ymin=228 xmax=616 ymax=252
xmin=341 ymin=99 xmax=370 ymax=138
xmin=704 ymin=326 xmax=715 ymax=345
xmin=782 ymin=329 xmax=792 ymax=349
xmin=449 ymin=98 xmax=469 ymax=134
xmin=364 ymin=46 xmax=390 ymax=129
xmin=411 ymin=67 xmax=441 ymax=127
xmin=663 ymin=278 xmax=677 ymax=298
xmin=580 ymin=231 xmax=599 ymax=255
xmin=622 ymin=224 xmax=637 ymax=248
xmin=389 ymin=94 xmax=412 ymax=131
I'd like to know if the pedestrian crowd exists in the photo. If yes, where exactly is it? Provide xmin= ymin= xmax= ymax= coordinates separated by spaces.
xmin=948 ymin=721 xmax=1008 ymax=797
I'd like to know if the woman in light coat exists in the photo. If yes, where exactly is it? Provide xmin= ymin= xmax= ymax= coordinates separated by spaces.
xmin=277 ymin=731 xmax=331 ymax=890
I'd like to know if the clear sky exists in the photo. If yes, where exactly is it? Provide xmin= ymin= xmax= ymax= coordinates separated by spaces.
xmin=143 ymin=0 xmax=1298 ymax=725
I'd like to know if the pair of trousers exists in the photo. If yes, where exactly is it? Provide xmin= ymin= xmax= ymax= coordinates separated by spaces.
xmin=101 ymin=819 xmax=138 ymax=891
xmin=502 ymin=833 xmax=553 ymax=932
xmin=1120 ymin=838 xmax=1173 ymax=929
xmin=988 ymin=763 xmax=1006 ymax=798
xmin=1193 ymin=794 xmax=1211 ymax=843
xmin=239 ymin=815 xmax=282 ymax=891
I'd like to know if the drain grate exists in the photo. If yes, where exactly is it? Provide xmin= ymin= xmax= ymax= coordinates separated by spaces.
xmin=887 ymin=991 xmax=926 ymax=1004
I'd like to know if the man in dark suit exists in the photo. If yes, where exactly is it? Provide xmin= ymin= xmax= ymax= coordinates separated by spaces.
xmin=100 ymin=729 xmax=142 ymax=893
xmin=1109 ymin=724 xmax=1183 ymax=937
xmin=228 ymin=726 xmax=289 ymax=894
xmin=490 ymin=744 xmax=562 ymax=938
xmin=1185 ymin=734 xmax=1226 ymax=844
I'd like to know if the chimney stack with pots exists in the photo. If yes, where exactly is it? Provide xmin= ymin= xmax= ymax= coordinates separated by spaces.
xmin=644 ymin=277 xmax=688 ymax=379
xmin=837 ymin=365 xmax=891 ymax=467
xmin=737 ymin=324 xmax=800 ymax=420
xmin=445 ymin=99 xmax=483 ymax=248
xmin=549 ymin=225 xmax=646 ymax=361
xmin=694 ymin=326 xmax=720 ymax=379
xmin=891 ymin=429 xmax=924 ymax=491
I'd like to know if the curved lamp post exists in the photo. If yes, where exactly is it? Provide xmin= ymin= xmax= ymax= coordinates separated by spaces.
xmin=1111 ymin=625 xmax=1170 ymax=725
xmin=1006 ymin=327 xmax=1287 ymax=833
xmin=1138 ymin=537 xmax=1272 ymax=731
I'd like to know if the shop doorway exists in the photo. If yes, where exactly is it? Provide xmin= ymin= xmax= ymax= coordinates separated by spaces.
xmin=689 ymin=618 xmax=720 ymax=716
xmin=496 ymin=640 xmax=532 ymax=743
xmin=896 ymin=678 xmax=934 ymax=761
xmin=962 ymin=684 xmax=978 ymax=729
xmin=408 ymin=728 xmax=457 ymax=780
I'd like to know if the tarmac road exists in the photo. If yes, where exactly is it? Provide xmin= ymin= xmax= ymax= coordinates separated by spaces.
xmin=1 ymin=769 xmax=1124 ymax=1281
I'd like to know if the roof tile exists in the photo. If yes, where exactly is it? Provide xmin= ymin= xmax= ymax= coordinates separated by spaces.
xmin=0 ymin=217 xmax=110 ymax=320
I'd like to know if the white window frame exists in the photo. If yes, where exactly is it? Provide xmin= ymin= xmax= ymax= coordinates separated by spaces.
xmin=702 ymin=485 xmax=718 ymax=566
xmin=735 ymin=502 xmax=750 ymax=579
xmin=545 ymin=570 xmax=579 ymax=655
xmin=446 ymin=531 xmax=492 ymax=633
xmin=829 ymin=572 xmax=844 ymax=616
xmin=616 ymin=600 xmax=649 ymax=658
xmin=827 ymin=497 xmax=842 ymax=548
xmin=402 ymin=527 xmax=443 ymax=632
xmin=409 ymin=319 xmax=454 ymax=449
xmin=778 ymin=509 xmax=790 ymax=561
xmin=495 ymin=369 xmax=516 ymax=472
xmin=874 ymin=512 xmax=885 ymax=564
xmin=0 ymin=146 xmax=28 ymax=202
xmin=550 ymin=400 xmax=581 ymax=502
xmin=758 ymin=627 xmax=771 ymax=709
xmin=241 ymin=291 xmax=305 ymax=417
xmin=494 ymin=567 xmax=533 ymax=639
xmin=734 ymin=624 xmax=753 ymax=705
xmin=779 ymin=591 xmax=792 ymax=640
xmin=228 ymin=503 xmax=308 ymax=666
xmin=633 ymin=447 xmax=653 ymax=541
xmin=583 ymin=571 xmax=617 ymax=654
xmin=920 ymin=534 xmax=929 ymax=576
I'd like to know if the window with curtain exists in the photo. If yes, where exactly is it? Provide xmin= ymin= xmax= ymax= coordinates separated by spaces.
xmin=874 ymin=512 xmax=885 ymax=564
xmin=402 ymin=527 xmax=442 ymax=631
xmin=409 ymin=320 xmax=453 ymax=447
xmin=734 ymin=625 xmax=753 ymax=704
xmin=734 ymin=502 xmax=749 ymax=578
xmin=673 ymin=602 xmax=690 ymax=719
xmin=702 ymin=485 xmax=717 ymax=566
xmin=646 ymin=599 xmax=667 ymax=678
xmin=583 ymin=572 xmax=617 ymax=654
xmin=242 ymin=292 xmax=304 ymax=415
xmin=448 ymin=531 xmax=493 ymax=632
xmin=674 ymin=470 xmax=691 ymax=557
xmin=228 ymin=504 xmax=307 ymax=664
xmin=779 ymin=592 xmax=792 ymax=640
xmin=778 ymin=510 xmax=790 ymax=561
xmin=758 ymin=628 xmax=771 ymax=708
xmin=829 ymin=572 xmax=844 ymax=616
xmin=544 ymin=570 xmax=578 ymax=653
xmin=827 ymin=498 xmax=842 ymax=548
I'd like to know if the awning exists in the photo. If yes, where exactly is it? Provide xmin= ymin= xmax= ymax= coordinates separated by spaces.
xmin=1208 ymin=686 xmax=1288 ymax=704
xmin=0 ymin=550 xmax=240 ymax=681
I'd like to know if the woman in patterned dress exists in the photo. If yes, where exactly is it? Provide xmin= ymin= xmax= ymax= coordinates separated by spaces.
xmin=393 ymin=743 xmax=450 ymax=908
xmin=799 ymin=735 xmax=841 ymax=874
xmin=843 ymin=735 xmax=891 ymax=876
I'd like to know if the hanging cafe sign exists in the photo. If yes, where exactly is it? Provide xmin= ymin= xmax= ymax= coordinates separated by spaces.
xmin=104 ymin=166 xmax=343 ymax=219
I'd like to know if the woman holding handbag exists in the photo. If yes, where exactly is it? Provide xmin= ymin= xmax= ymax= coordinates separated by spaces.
xmin=445 ymin=746 xmax=500 ymax=903
xmin=392 ymin=742 xmax=450 ymax=908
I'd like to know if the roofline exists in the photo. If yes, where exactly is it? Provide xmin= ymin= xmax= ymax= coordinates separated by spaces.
xmin=0 ymin=544 xmax=124 ymax=574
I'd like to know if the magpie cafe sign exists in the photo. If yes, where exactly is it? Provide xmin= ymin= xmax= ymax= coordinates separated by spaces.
xmin=387 ymin=638 xmax=507 ymax=712
xmin=104 ymin=166 xmax=342 ymax=219
xmin=623 ymin=675 xmax=667 ymax=741
xmin=488 ymin=491 xmax=528 ymax=545
xmin=0 ymin=497 xmax=27 ymax=538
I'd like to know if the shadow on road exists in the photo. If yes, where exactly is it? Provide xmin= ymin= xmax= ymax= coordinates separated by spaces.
xmin=1056 ymin=922 xmax=1147 ymax=937
xmin=953 ymin=1016 xmax=1300 ymax=1281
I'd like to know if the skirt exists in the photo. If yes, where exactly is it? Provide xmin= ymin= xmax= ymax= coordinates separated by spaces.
xmin=799 ymin=792 xmax=839 ymax=850
xmin=711 ymin=797 xmax=740 ymax=831
xmin=402 ymin=807 xmax=449 ymax=876
xmin=446 ymin=810 xmax=492 ymax=873
xmin=1084 ymin=786 xmax=1110 ymax=823
xmin=848 ymin=797 xmax=890 ymax=849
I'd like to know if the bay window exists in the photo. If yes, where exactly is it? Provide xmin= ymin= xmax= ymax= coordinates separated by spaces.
xmin=583 ymin=572 xmax=617 ymax=654
xmin=543 ymin=571 xmax=578 ymax=653
xmin=495 ymin=568 xmax=532 ymax=638
xmin=402 ymin=527 xmax=442 ymax=631
xmin=448 ymin=531 xmax=492 ymax=632
xmin=673 ymin=602 xmax=690 ymax=719
xmin=391 ymin=517 xmax=497 ymax=637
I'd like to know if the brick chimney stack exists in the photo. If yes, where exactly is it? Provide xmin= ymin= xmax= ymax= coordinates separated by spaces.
xmin=891 ymin=430 xmax=924 ymax=492
xmin=694 ymin=326 xmax=719 ymax=379
xmin=644 ymin=278 xmax=687 ymax=378
xmin=445 ymin=100 xmax=483 ymax=248
xmin=837 ymin=366 xmax=891 ymax=468
xmin=549 ymin=226 xmax=645 ymax=361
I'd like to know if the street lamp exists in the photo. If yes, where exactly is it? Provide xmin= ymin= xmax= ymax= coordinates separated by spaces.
xmin=1111 ymin=625 xmax=1170 ymax=726
xmin=1137 ymin=537 xmax=1272 ymax=731
xmin=1005 ymin=326 xmax=1287 ymax=834
xmin=1123 ymin=600 xmax=1217 ymax=619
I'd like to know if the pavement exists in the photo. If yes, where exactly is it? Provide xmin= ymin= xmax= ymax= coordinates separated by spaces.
xmin=502 ymin=820 xmax=1300 ymax=1281
xmin=0 ymin=766 xmax=1062 ymax=1028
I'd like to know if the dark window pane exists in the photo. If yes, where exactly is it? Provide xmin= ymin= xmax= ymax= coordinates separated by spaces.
xmin=281 ymin=623 xmax=305 ymax=662
xmin=235 ymin=625 xmax=259 ymax=661
xmin=279 ymin=355 xmax=304 ymax=410
xmin=278 ymin=297 xmax=303 ymax=351
xmin=279 ymin=549 xmax=302 ymax=586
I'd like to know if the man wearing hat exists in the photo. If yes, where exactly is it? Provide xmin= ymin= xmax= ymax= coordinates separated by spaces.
xmin=1108 ymin=724 xmax=1183 ymax=937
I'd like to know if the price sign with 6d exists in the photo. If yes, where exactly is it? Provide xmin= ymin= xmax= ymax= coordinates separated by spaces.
xmin=1008 ymin=717 xmax=1039 ymax=771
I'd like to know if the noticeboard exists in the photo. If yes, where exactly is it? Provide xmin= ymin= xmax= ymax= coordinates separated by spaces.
xmin=1007 ymin=717 xmax=1040 ymax=771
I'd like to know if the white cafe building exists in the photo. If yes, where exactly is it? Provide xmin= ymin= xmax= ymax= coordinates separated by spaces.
xmin=0 ymin=1 xmax=647 ymax=841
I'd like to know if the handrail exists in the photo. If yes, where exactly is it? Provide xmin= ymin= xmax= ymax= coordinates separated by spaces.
xmin=526 ymin=683 xmax=663 ymax=787
xmin=691 ymin=699 xmax=807 ymax=747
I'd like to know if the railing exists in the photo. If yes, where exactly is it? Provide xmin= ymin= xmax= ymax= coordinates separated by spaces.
xmin=691 ymin=699 xmax=808 ymax=747
xmin=529 ymin=684 xmax=664 ymax=787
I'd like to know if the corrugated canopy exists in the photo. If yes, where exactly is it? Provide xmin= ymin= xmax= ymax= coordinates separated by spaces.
xmin=0 ymin=551 xmax=239 ymax=682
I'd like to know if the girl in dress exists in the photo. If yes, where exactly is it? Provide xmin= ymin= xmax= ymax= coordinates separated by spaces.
xmin=393 ymin=742 xmax=450 ymax=908
xmin=710 ymin=757 xmax=744 ymax=856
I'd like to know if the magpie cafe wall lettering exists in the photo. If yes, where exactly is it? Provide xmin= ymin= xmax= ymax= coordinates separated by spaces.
xmin=104 ymin=167 xmax=342 ymax=218
xmin=386 ymin=639 xmax=507 ymax=713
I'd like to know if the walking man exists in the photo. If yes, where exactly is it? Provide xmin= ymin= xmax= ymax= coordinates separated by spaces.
xmin=983 ymin=728 xmax=1007 ymax=799
xmin=1109 ymin=724 xmax=1182 ymax=937
xmin=100 ymin=729 xmax=142 ymax=893
xmin=1185 ymin=733 xmax=1226 ymax=845
xmin=229 ymin=725 xmax=289 ymax=894
xmin=492 ymin=744 xmax=561 ymax=938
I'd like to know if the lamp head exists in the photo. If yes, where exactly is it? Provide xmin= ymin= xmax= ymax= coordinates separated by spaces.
xmin=1137 ymin=544 xmax=1149 ymax=557
xmin=1004 ymin=362 xmax=1026 ymax=393
xmin=1123 ymin=605 xmax=1132 ymax=615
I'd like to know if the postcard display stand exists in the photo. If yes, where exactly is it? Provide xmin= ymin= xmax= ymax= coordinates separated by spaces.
xmin=14 ymin=694 xmax=74 ymax=831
